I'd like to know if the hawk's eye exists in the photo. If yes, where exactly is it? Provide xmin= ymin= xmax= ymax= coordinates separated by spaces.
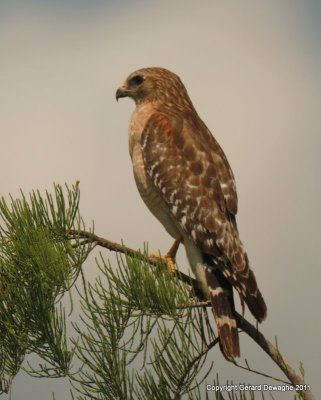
xmin=128 ymin=75 xmax=145 ymax=87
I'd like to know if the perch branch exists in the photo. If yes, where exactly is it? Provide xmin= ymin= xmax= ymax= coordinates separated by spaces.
xmin=67 ymin=229 xmax=315 ymax=400
xmin=67 ymin=229 xmax=196 ymax=288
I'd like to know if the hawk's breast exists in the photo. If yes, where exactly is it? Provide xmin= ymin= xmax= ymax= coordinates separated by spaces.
xmin=129 ymin=103 xmax=181 ymax=240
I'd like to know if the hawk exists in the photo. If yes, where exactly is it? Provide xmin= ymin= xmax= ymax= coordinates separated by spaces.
xmin=116 ymin=67 xmax=267 ymax=359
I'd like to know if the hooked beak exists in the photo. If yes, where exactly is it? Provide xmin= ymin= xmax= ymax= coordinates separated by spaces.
xmin=115 ymin=86 xmax=129 ymax=101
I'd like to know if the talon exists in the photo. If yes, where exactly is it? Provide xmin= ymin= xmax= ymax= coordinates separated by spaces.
xmin=150 ymin=236 xmax=181 ymax=275
xmin=149 ymin=251 xmax=177 ymax=275
xmin=164 ymin=254 xmax=177 ymax=275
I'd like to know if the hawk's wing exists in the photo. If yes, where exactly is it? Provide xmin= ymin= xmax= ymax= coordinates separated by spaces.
xmin=141 ymin=111 xmax=266 ymax=325
xmin=141 ymin=111 xmax=239 ymax=264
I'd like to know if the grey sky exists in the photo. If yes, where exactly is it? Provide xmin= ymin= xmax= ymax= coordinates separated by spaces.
xmin=0 ymin=1 xmax=320 ymax=398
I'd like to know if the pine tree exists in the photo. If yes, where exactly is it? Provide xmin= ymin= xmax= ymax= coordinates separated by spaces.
xmin=0 ymin=183 xmax=315 ymax=400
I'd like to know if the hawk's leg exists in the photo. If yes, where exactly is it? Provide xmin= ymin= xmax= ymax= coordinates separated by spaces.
xmin=150 ymin=236 xmax=181 ymax=275
xmin=165 ymin=236 xmax=181 ymax=274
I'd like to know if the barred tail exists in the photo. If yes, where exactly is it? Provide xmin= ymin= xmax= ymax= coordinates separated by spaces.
xmin=220 ymin=256 xmax=267 ymax=323
xmin=204 ymin=266 xmax=240 ymax=360
xmin=237 ymin=269 xmax=267 ymax=322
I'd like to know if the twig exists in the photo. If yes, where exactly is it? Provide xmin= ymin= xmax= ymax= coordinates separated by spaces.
xmin=173 ymin=337 xmax=219 ymax=400
xmin=67 ymin=229 xmax=316 ymax=400
xmin=235 ymin=312 xmax=315 ymax=400
xmin=231 ymin=359 xmax=291 ymax=385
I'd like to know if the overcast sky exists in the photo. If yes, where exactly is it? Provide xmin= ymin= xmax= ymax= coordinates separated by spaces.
xmin=0 ymin=1 xmax=320 ymax=399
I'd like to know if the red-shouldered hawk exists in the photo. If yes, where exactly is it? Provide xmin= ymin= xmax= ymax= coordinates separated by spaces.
xmin=116 ymin=67 xmax=267 ymax=360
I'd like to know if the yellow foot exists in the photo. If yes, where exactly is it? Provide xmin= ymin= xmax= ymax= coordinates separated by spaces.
xmin=164 ymin=254 xmax=177 ymax=275
xmin=150 ymin=236 xmax=181 ymax=276
xmin=150 ymin=252 xmax=177 ymax=275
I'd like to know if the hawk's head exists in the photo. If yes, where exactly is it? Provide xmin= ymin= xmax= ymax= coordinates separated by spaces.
xmin=116 ymin=67 xmax=192 ymax=107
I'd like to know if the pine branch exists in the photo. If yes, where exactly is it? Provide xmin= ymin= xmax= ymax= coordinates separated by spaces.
xmin=66 ymin=229 xmax=197 ymax=289
xmin=68 ymin=229 xmax=316 ymax=400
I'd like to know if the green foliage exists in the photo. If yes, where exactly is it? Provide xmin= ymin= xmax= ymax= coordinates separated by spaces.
xmin=0 ymin=183 xmax=310 ymax=399
xmin=71 ymin=253 xmax=215 ymax=400
xmin=0 ymin=183 xmax=90 ymax=391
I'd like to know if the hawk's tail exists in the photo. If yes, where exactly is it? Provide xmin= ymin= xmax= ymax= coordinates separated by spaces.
xmin=235 ymin=268 xmax=267 ymax=323
xmin=204 ymin=266 xmax=240 ymax=360
xmin=217 ymin=247 xmax=267 ymax=323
